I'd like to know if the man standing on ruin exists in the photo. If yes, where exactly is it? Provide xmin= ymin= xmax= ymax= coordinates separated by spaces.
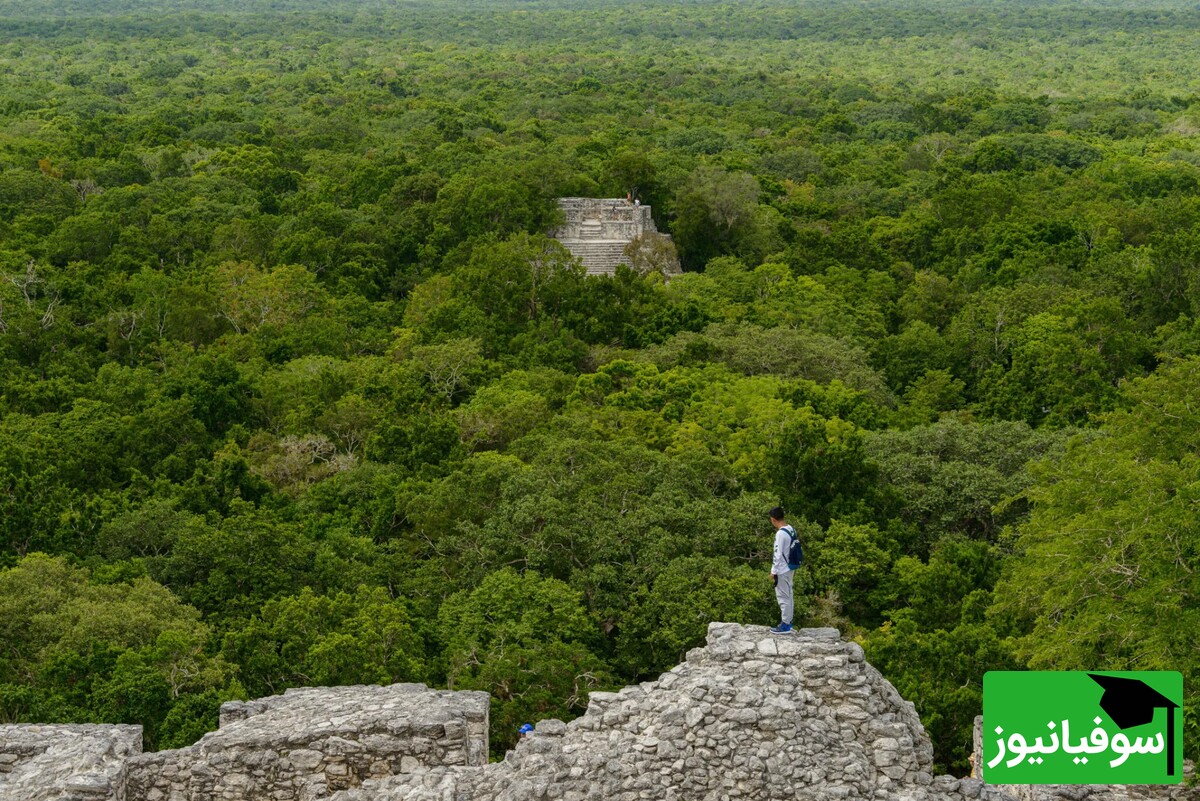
xmin=769 ymin=507 xmax=796 ymax=634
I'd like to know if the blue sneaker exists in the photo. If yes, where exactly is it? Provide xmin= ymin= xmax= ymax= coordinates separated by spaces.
xmin=769 ymin=623 xmax=793 ymax=634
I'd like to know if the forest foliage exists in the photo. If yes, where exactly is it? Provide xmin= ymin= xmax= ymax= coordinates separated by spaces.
xmin=2 ymin=0 xmax=1200 ymax=772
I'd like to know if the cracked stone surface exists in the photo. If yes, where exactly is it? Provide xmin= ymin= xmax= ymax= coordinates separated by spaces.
xmin=0 ymin=724 xmax=141 ymax=801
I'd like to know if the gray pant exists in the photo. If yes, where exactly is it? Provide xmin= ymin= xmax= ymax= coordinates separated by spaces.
xmin=774 ymin=569 xmax=794 ymax=625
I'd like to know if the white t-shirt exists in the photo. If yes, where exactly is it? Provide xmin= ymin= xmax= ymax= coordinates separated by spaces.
xmin=772 ymin=525 xmax=794 ymax=575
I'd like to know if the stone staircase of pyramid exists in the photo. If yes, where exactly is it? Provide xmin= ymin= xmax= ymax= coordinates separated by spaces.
xmin=559 ymin=239 xmax=632 ymax=275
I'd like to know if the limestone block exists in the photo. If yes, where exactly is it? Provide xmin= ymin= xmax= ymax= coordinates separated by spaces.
xmin=0 ymin=724 xmax=142 ymax=801
xmin=533 ymin=720 xmax=567 ymax=737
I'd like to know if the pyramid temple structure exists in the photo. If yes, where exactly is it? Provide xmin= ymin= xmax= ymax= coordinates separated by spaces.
xmin=548 ymin=197 xmax=676 ymax=275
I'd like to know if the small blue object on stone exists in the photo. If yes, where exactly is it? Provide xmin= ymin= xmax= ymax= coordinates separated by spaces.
xmin=519 ymin=723 xmax=534 ymax=734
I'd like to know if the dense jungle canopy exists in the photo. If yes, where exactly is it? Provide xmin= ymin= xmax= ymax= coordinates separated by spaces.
xmin=2 ymin=0 xmax=1199 ymax=772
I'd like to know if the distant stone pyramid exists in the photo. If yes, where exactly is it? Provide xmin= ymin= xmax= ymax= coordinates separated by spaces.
xmin=549 ymin=198 xmax=674 ymax=276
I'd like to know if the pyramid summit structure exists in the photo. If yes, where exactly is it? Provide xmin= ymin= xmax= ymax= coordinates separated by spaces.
xmin=549 ymin=197 xmax=673 ymax=275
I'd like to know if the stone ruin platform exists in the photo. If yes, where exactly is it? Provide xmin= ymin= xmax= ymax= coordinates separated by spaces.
xmin=5 ymin=626 xmax=1196 ymax=801
xmin=335 ymin=624 xmax=1010 ymax=801
xmin=336 ymin=624 xmax=1199 ymax=801
xmin=0 ymin=684 xmax=488 ymax=801
xmin=126 ymin=684 xmax=489 ymax=801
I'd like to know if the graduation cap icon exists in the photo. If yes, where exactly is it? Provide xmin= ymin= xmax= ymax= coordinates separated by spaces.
xmin=1088 ymin=673 xmax=1179 ymax=776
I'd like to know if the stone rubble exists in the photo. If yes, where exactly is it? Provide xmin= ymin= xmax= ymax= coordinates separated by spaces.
xmin=5 ymin=625 xmax=1194 ymax=801
xmin=332 ymin=623 xmax=1017 ymax=801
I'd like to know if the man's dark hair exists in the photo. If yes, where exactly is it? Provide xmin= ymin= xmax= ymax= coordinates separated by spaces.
xmin=768 ymin=506 xmax=785 ymax=521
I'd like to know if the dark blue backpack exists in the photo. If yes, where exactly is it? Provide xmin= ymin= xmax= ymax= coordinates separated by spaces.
xmin=784 ymin=525 xmax=803 ymax=570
